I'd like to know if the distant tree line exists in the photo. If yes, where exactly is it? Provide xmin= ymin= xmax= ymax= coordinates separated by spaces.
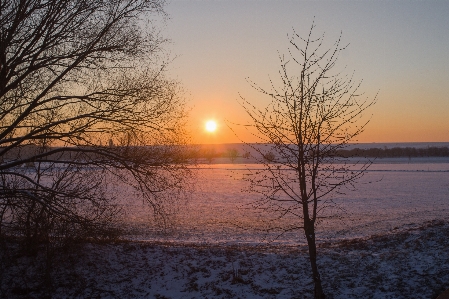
xmin=185 ymin=148 xmax=241 ymax=163
xmin=334 ymin=146 xmax=449 ymax=158
xmin=184 ymin=145 xmax=449 ymax=162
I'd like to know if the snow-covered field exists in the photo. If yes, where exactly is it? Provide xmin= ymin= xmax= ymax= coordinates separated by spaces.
xmin=121 ymin=159 xmax=449 ymax=245
xmin=1 ymin=159 xmax=449 ymax=298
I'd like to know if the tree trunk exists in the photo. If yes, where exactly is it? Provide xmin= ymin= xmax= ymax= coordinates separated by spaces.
xmin=305 ymin=222 xmax=326 ymax=299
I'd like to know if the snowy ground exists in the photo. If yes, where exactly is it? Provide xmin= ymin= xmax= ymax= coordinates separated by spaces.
xmin=121 ymin=161 xmax=449 ymax=245
xmin=1 ymin=161 xmax=448 ymax=298
xmin=1 ymin=220 xmax=448 ymax=299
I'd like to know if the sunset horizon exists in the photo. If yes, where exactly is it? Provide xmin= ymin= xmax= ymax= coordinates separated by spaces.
xmin=2 ymin=1 xmax=448 ymax=298
xmin=164 ymin=1 xmax=449 ymax=145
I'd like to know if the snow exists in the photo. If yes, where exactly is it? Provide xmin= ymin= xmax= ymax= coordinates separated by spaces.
xmin=119 ymin=161 xmax=449 ymax=246
xmin=1 ymin=220 xmax=448 ymax=298
xmin=1 ymin=160 xmax=449 ymax=298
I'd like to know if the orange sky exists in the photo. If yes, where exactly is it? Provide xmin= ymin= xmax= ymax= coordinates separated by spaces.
xmin=187 ymin=82 xmax=449 ymax=145
xmin=165 ymin=1 xmax=449 ymax=144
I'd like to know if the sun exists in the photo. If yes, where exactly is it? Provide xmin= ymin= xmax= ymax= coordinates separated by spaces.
xmin=205 ymin=120 xmax=217 ymax=132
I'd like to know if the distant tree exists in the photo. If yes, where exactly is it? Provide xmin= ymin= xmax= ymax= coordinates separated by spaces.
xmin=225 ymin=148 xmax=239 ymax=162
xmin=0 ymin=0 xmax=190 ymax=245
xmin=262 ymin=151 xmax=276 ymax=163
xmin=242 ymin=151 xmax=251 ymax=159
xmin=239 ymin=23 xmax=376 ymax=298
xmin=204 ymin=148 xmax=217 ymax=163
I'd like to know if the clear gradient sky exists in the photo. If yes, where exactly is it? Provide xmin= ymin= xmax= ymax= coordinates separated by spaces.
xmin=162 ymin=0 xmax=449 ymax=144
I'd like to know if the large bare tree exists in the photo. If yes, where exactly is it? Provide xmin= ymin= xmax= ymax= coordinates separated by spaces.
xmin=239 ymin=24 xmax=376 ymax=298
xmin=0 ymin=0 xmax=190 ymax=245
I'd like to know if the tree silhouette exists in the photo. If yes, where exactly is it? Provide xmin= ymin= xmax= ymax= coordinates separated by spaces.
xmin=240 ymin=23 xmax=376 ymax=298
xmin=0 ymin=0 xmax=190 ymax=245
xmin=225 ymin=148 xmax=239 ymax=162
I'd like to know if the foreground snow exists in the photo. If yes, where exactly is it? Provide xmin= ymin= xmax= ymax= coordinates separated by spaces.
xmin=1 ymin=220 xmax=448 ymax=299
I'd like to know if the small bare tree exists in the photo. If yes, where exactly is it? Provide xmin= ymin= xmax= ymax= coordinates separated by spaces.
xmin=0 ymin=0 xmax=190 ymax=245
xmin=239 ymin=24 xmax=376 ymax=298
xmin=225 ymin=148 xmax=239 ymax=162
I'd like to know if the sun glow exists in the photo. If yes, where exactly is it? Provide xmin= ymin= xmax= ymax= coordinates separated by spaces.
xmin=205 ymin=120 xmax=217 ymax=132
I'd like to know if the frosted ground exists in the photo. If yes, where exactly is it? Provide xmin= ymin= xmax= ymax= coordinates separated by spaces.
xmin=3 ymin=221 xmax=448 ymax=298
xmin=1 ymin=158 xmax=449 ymax=298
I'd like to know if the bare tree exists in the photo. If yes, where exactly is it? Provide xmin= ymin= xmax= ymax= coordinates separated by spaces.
xmin=262 ymin=151 xmax=275 ymax=163
xmin=0 ymin=0 xmax=190 ymax=245
xmin=242 ymin=151 xmax=250 ymax=159
xmin=225 ymin=148 xmax=239 ymax=162
xmin=239 ymin=24 xmax=376 ymax=298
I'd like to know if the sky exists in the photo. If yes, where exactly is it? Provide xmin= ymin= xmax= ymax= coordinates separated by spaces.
xmin=161 ymin=0 xmax=449 ymax=144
